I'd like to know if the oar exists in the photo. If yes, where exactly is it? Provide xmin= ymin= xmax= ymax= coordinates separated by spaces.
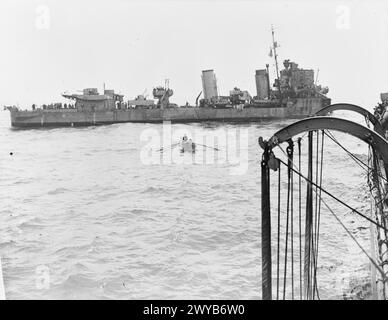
xmin=195 ymin=143 xmax=220 ymax=151
xmin=157 ymin=141 xmax=220 ymax=152
xmin=157 ymin=142 xmax=180 ymax=152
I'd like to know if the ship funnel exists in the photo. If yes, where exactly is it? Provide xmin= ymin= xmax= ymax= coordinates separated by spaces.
xmin=201 ymin=70 xmax=218 ymax=100
xmin=255 ymin=69 xmax=269 ymax=100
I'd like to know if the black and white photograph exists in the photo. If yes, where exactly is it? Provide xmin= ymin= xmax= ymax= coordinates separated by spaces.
xmin=0 ymin=0 xmax=388 ymax=306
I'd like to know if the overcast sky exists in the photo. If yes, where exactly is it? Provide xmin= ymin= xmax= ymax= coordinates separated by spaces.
xmin=0 ymin=0 xmax=387 ymax=109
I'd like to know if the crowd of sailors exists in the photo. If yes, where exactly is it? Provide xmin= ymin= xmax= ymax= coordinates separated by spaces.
xmin=32 ymin=101 xmax=135 ymax=111
xmin=374 ymin=102 xmax=388 ymax=121
xmin=374 ymin=101 xmax=388 ymax=139
xmin=34 ymin=103 xmax=76 ymax=110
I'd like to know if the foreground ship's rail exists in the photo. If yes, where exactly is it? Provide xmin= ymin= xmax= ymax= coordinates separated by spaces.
xmin=9 ymin=97 xmax=329 ymax=128
xmin=258 ymin=105 xmax=388 ymax=300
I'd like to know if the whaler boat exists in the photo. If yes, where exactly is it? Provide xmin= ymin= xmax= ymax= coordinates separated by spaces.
xmin=179 ymin=136 xmax=196 ymax=153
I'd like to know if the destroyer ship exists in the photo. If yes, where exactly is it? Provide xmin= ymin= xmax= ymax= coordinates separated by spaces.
xmin=6 ymin=29 xmax=331 ymax=128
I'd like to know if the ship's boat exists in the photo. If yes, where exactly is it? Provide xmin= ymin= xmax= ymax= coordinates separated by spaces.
xmin=127 ymin=95 xmax=155 ymax=108
xmin=178 ymin=135 xmax=195 ymax=153
xmin=179 ymin=139 xmax=196 ymax=153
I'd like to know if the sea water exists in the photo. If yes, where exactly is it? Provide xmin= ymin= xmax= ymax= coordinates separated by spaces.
xmin=0 ymin=110 xmax=373 ymax=299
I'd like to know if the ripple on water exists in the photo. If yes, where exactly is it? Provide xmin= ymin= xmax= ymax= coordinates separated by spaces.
xmin=47 ymin=187 xmax=71 ymax=195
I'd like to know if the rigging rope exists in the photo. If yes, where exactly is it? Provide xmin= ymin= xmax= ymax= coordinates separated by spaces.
xmin=313 ymin=130 xmax=324 ymax=299
xmin=279 ymin=132 xmax=388 ymax=289
xmin=283 ymin=145 xmax=291 ymax=299
xmin=276 ymin=157 xmax=385 ymax=294
xmin=277 ymin=164 xmax=281 ymax=300
xmin=321 ymin=196 xmax=386 ymax=279
xmin=324 ymin=130 xmax=388 ymax=184
xmin=276 ymin=154 xmax=388 ymax=233
xmin=298 ymin=137 xmax=303 ymax=299
xmin=288 ymin=141 xmax=295 ymax=299
xmin=305 ymin=131 xmax=314 ymax=299
xmin=263 ymin=125 xmax=387 ymax=299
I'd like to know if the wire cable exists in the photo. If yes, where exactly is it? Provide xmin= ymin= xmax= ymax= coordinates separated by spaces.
xmin=276 ymin=150 xmax=388 ymax=233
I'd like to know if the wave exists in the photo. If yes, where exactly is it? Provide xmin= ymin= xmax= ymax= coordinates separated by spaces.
xmin=129 ymin=209 xmax=156 ymax=214
xmin=47 ymin=187 xmax=71 ymax=195
xmin=140 ymin=186 xmax=169 ymax=194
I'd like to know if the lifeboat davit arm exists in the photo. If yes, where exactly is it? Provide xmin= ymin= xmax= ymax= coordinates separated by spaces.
xmin=314 ymin=103 xmax=384 ymax=136
xmin=259 ymin=117 xmax=388 ymax=177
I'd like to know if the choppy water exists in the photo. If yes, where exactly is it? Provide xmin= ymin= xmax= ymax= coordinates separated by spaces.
xmin=0 ymin=110 xmax=373 ymax=299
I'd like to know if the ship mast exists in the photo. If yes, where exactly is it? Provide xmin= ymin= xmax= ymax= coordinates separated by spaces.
xmin=271 ymin=25 xmax=280 ymax=80
xmin=271 ymin=25 xmax=281 ymax=95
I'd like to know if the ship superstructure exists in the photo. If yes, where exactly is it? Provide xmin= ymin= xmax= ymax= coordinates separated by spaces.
xmin=198 ymin=27 xmax=329 ymax=108
xmin=197 ymin=59 xmax=329 ymax=109
xmin=6 ymin=28 xmax=331 ymax=128
xmin=62 ymin=88 xmax=124 ymax=111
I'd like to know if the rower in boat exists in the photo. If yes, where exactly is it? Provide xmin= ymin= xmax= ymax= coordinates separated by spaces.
xmin=179 ymin=134 xmax=196 ymax=153
xmin=157 ymin=135 xmax=218 ymax=153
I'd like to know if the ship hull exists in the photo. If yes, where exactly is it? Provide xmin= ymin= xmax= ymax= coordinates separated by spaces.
xmin=9 ymin=97 xmax=330 ymax=128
